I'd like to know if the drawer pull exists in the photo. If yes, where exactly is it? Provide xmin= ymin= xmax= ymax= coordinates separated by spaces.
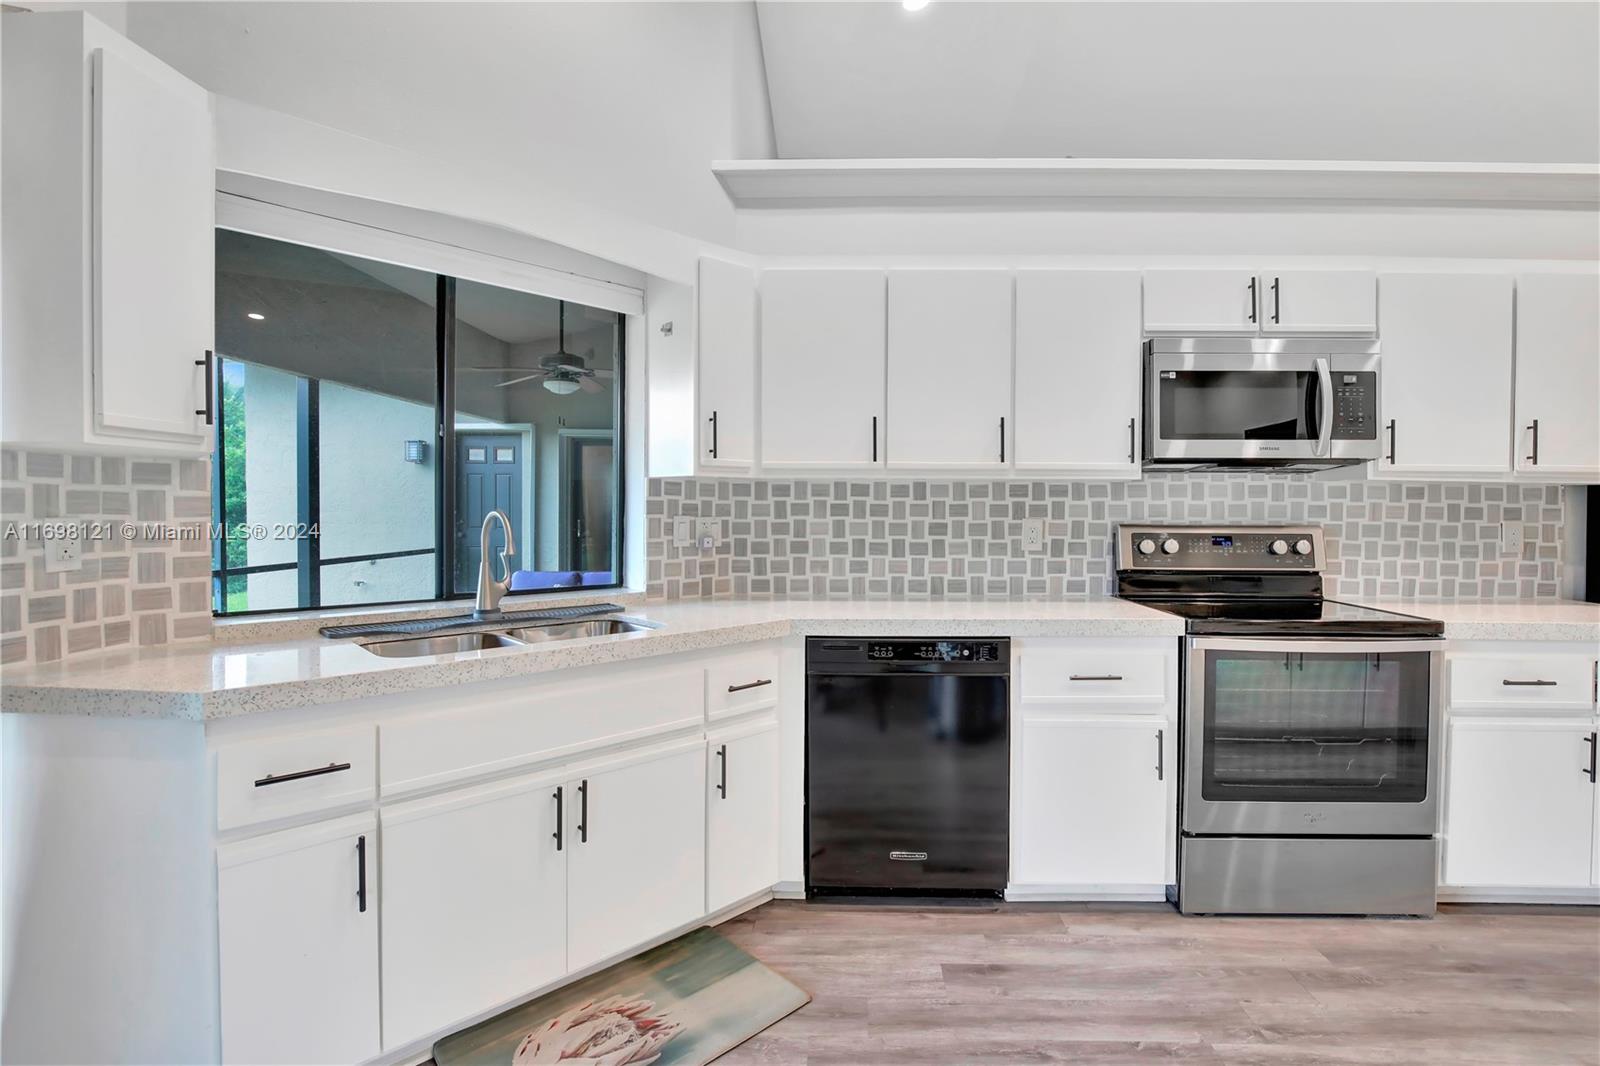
xmin=727 ymin=679 xmax=773 ymax=693
xmin=1501 ymin=679 xmax=1558 ymax=687
xmin=1069 ymin=674 xmax=1124 ymax=682
xmin=253 ymin=762 xmax=352 ymax=788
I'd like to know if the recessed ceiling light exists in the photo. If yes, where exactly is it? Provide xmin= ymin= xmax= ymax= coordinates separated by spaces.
xmin=246 ymin=312 xmax=265 ymax=321
xmin=903 ymin=0 xmax=930 ymax=10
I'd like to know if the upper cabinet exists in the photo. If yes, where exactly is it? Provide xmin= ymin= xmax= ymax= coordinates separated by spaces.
xmin=1143 ymin=269 xmax=1375 ymax=335
xmin=1373 ymin=274 xmax=1513 ymax=479
xmin=2 ymin=12 xmax=214 ymax=453
xmin=760 ymin=269 xmax=885 ymax=471
xmin=1515 ymin=274 xmax=1600 ymax=482
xmin=886 ymin=270 xmax=1013 ymax=471
xmin=696 ymin=256 xmax=758 ymax=473
xmin=1014 ymin=271 xmax=1142 ymax=477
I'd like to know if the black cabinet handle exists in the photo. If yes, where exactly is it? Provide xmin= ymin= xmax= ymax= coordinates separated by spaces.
xmin=708 ymin=411 xmax=718 ymax=459
xmin=355 ymin=835 xmax=367 ymax=913
xmin=999 ymin=417 xmax=1006 ymax=463
xmin=196 ymin=350 xmax=214 ymax=425
xmin=1127 ymin=417 xmax=1136 ymax=465
xmin=1502 ymin=679 xmax=1558 ymax=687
xmin=577 ymin=779 xmax=588 ymax=843
xmin=552 ymin=786 xmax=564 ymax=851
xmin=716 ymin=744 xmax=728 ymax=799
xmin=1526 ymin=419 xmax=1539 ymax=465
xmin=1386 ymin=419 xmax=1397 ymax=465
xmin=872 ymin=415 xmax=878 ymax=463
xmin=1247 ymin=277 xmax=1258 ymax=323
xmin=1156 ymin=729 xmax=1165 ymax=781
xmin=254 ymin=762 xmax=351 ymax=788
xmin=1585 ymin=732 xmax=1597 ymax=784
xmin=1271 ymin=276 xmax=1281 ymax=324
xmin=727 ymin=678 xmax=773 ymax=693
xmin=1070 ymin=674 xmax=1124 ymax=682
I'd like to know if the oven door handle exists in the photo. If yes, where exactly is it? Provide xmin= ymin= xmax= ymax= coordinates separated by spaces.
xmin=1188 ymin=635 xmax=1444 ymax=656
xmin=1312 ymin=357 xmax=1333 ymax=458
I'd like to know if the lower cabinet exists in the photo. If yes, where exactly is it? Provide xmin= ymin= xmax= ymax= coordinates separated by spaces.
xmin=707 ymin=717 xmax=781 ymax=912
xmin=1443 ymin=717 xmax=1599 ymax=889
xmin=567 ymin=738 xmax=707 ymax=972
xmin=379 ymin=771 xmax=568 ymax=1050
xmin=217 ymin=813 xmax=380 ymax=1065
xmin=1015 ymin=716 xmax=1172 ymax=887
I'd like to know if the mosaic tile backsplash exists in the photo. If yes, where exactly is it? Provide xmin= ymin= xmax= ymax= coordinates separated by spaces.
xmin=1 ymin=447 xmax=213 ymax=666
xmin=646 ymin=475 xmax=1569 ymax=603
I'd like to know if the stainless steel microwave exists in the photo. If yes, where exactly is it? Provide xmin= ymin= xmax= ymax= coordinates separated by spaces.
xmin=1144 ymin=338 xmax=1382 ymax=471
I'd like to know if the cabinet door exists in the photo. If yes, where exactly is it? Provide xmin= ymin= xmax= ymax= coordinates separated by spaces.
xmin=1143 ymin=270 xmax=1258 ymax=333
xmin=1014 ymin=270 xmax=1142 ymax=475
xmin=567 ymin=739 xmax=706 ymax=972
xmin=886 ymin=270 xmax=1013 ymax=470
xmin=92 ymin=46 xmax=213 ymax=441
xmin=380 ymin=774 xmax=567 ymax=1050
xmin=1260 ymin=270 xmax=1376 ymax=334
xmin=760 ymin=269 xmax=885 ymax=470
xmin=707 ymin=720 xmax=781 ymax=912
xmin=217 ymin=814 xmax=380 ymax=1065
xmin=1443 ymin=718 xmax=1597 ymax=888
xmin=697 ymin=256 xmax=757 ymax=471
xmin=1515 ymin=274 xmax=1600 ymax=480
xmin=1375 ymin=274 xmax=1513 ymax=476
xmin=1015 ymin=717 xmax=1170 ymax=886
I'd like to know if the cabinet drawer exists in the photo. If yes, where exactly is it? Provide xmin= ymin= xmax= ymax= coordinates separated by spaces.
xmin=1450 ymin=655 xmax=1596 ymax=711
xmin=381 ymin=667 xmax=704 ymax=797
xmin=1021 ymin=648 xmax=1168 ymax=705
xmin=216 ymin=724 xmax=376 ymax=832
xmin=706 ymin=646 xmax=781 ymax=720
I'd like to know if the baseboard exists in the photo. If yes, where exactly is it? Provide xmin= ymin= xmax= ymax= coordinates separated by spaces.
xmin=772 ymin=880 xmax=806 ymax=900
xmin=1005 ymin=883 xmax=1171 ymax=902
xmin=1439 ymin=886 xmax=1600 ymax=905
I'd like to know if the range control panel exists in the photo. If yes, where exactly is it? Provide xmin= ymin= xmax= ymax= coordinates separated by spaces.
xmin=1116 ymin=526 xmax=1324 ymax=572
xmin=1332 ymin=372 xmax=1379 ymax=440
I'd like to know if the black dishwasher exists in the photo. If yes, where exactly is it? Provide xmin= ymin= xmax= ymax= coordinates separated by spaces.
xmin=805 ymin=637 xmax=1010 ymax=898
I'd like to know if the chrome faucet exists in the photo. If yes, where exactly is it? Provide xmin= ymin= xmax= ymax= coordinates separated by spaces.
xmin=473 ymin=510 xmax=517 ymax=620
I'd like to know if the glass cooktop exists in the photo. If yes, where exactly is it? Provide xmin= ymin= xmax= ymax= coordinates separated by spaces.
xmin=1129 ymin=597 xmax=1444 ymax=638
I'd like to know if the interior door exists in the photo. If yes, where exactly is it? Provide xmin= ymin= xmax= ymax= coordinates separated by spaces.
xmin=217 ymin=814 xmax=379 ymax=1065
xmin=456 ymin=432 xmax=523 ymax=593
xmin=1375 ymin=273 xmax=1513 ymax=476
xmin=760 ymin=269 xmax=886 ymax=469
xmin=706 ymin=720 xmax=781 ymax=912
xmin=566 ymin=739 xmax=706 ymax=972
xmin=379 ymin=774 xmax=567 ymax=1050
xmin=886 ymin=269 xmax=1013 ymax=470
xmin=1514 ymin=273 xmax=1600 ymax=480
xmin=562 ymin=435 xmax=615 ymax=574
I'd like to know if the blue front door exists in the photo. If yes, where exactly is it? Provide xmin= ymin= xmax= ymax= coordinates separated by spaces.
xmin=456 ymin=433 xmax=523 ymax=593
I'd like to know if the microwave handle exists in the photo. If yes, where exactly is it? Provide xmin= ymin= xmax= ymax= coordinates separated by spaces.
xmin=1312 ymin=357 xmax=1332 ymax=458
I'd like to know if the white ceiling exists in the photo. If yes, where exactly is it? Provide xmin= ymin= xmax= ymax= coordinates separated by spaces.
xmin=755 ymin=1 xmax=1600 ymax=163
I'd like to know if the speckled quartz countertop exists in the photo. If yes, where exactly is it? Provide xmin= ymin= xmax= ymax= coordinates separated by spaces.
xmin=1360 ymin=600 xmax=1600 ymax=643
xmin=0 ymin=599 xmax=1182 ymax=721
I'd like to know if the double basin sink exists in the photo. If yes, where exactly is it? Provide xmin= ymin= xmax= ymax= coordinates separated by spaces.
xmin=360 ymin=618 xmax=655 ymax=658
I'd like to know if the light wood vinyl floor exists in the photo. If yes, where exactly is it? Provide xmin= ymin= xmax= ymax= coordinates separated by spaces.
xmin=714 ymin=900 xmax=1600 ymax=1065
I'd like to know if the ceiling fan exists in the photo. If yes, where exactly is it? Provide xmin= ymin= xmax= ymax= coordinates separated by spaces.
xmin=463 ymin=301 xmax=614 ymax=395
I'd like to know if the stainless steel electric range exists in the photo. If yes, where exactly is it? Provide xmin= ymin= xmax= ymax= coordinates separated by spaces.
xmin=1116 ymin=524 xmax=1445 ymax=917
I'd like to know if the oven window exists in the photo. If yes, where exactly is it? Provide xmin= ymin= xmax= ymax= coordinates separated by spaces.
xmin=1200 ymin=649 xmax=1431 ymax=803
xmin=1159 ymin=370 xmax=1315 ymax=441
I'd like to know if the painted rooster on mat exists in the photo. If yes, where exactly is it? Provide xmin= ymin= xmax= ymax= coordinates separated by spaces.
xmin=512 ymin=995 xmax=683 ymax=1066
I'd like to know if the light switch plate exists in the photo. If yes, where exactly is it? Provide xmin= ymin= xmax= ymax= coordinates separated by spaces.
xmin=1022 ymin=519 xmax=1045 ymax=553
xmin=1500 ymin=521 xmax=1525 ymax=557
xmin=43 ymin=532 xmax=84 ymax=573
xmin=671 ymin=517 xmax=693 ymax=547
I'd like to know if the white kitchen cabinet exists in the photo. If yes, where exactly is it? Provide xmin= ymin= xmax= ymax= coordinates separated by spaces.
xmin=1443 ymin=718 xmax=1598 ymax=889
xmin=1514 ymin=273 xmax=1600 ymax=481
xmin=379 ymin=772 xmax=567 ymax=1050
xmin=1014 ymin=717 xmax=1171 ymax=888
xmin=1259 ymin=270 xmax=1376 ymax=334
xmin=697 ymin=256 xmax=758 ymax=473
xmin=1142 ymin=270 xmax=1258 ymax=333
xmin=707 ymin=717 xmax=781 ymax=912
xmin=886 ymin=270 xmax=1013 ymax=470
xmin=217 ymin=813 xmax=380 ymax=1065
xmin=566 ymin=738 xmax=707 ymax=972
xmin=760 ymin=269 xmax=886 ymax=470
xmin=1373 ymin=273 xmax=1513 ymax=477
xmin=2 ymin=12 xmax=213 ymax=452
xmin=1014 ymin=270 xmax=1142 ymax=476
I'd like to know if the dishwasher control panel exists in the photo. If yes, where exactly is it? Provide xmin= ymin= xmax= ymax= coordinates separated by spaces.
xmin=868 ymin=640 xmax=1004 ymax=663
xmin=807 ymin=637 xmax=1010 ymax=671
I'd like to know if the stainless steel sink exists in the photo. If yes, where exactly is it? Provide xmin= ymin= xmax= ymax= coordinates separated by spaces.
xmin=502 ymin=619 xmax=655 ymax=643
xmin=359 ymin=631 xmax=527 ymax=658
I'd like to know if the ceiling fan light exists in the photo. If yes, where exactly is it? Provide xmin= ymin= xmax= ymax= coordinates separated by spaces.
xmin=542 ymin=377 xmax=581 ymax=396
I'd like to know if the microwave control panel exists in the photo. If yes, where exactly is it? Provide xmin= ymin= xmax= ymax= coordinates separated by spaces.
xmin=1331 ymin=372 xmax=1378 ymax=440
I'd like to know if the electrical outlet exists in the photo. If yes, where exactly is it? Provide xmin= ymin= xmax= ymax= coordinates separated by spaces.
xmin=1500 ymin=521 xmax=1525 ymax=557
xmin=1022 ymin=518 xmax=1045 ymax=553
xmin=43 ymin=531 xmax=84 ymax=573
xmin=695 ymin=518 xmax=720 ymax=545
xmin=671 ymin=517 xmax=693 ymax=547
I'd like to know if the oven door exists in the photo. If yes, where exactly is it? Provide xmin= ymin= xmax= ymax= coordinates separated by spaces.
xmin=1147 ymin=350 xmax=1380 ymax=464
xmin=1183 ymin=637 xmax=1442 ymax=836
